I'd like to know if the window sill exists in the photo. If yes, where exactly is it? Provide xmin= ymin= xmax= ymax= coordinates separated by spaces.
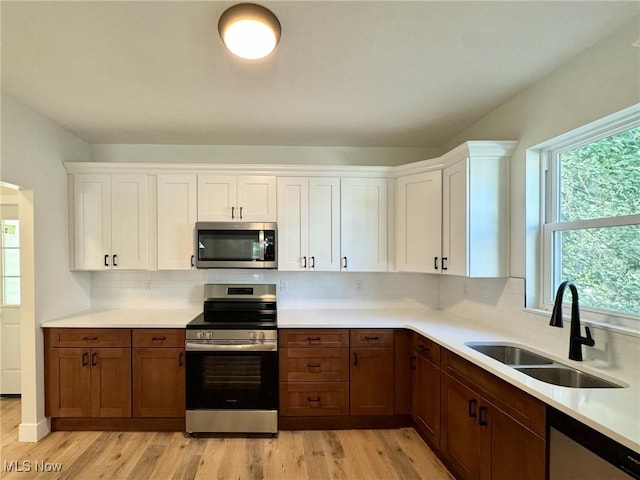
xmin=524 ymin=307 xmax=640 ymax=339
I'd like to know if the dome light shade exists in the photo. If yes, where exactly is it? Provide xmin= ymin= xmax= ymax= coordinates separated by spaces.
xmin=218 ymin=3 xmax=281 ymax=60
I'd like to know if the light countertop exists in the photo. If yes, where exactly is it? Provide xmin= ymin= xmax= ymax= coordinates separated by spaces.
xmin=42 ymin=306 xmax=640 ymax=453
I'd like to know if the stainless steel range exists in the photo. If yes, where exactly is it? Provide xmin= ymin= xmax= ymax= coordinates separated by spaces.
xmin=185 ymin=284 xmax=278 ymax=435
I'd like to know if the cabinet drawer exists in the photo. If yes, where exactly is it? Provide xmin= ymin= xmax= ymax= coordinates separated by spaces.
xmin=412 ymin=333 xmax=441 ymax=365
xmin=279 ymin=329 xmax=349 ymax=348
xmin=350 ymin=329 xmax=394 ymax=347
xmin=279 ymin=348 xmax=349 ymax=382
xmin=132 ymin=329 xmax=185 ymax=348
xmin=442 ymin=350 xmax=545 ymax=437
xmin=279 ymin=382 xmax=349 ymax=416
xmin=47 ymin=328 xmax=131 ymax=348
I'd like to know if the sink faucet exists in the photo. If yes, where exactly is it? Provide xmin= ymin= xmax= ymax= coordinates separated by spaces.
xmin=549 ymin=280 xmax=595 ymax=361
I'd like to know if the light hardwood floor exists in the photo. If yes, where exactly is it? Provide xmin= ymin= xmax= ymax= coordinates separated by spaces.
xmin=0 ymin=398 xmax=453 ymax=480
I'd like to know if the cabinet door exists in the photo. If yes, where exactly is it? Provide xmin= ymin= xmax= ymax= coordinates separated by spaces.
xmin=350 ymin=347 xmax=394 ymax=416
xmin=480 ymin=403 xmax=545 ymax=480
xmin=237 ymin=176 xmax=277 ymax=222
xmin=73 ymin=174 xmax=111 ymax=270
xmin=309 ymin=177 xmax=341 ymax=271
xmin=277 ymin=177 xmax=309 ymax=271
xmin=90 ymin=348 xmax=131 ymax=417
xmin=442 ymin=160 xmax=468 ymax=276
xmin=396 ymin=171 xmax=442 ymax=273
xmin=441 ymin=373 xmax=481 ymax=480
xmin=111 ymin=175 xmax=149 ymax=270
xmin=133 ymin=348 xmax=185 ymax=417
xmin=46 ymin=348 xmax=92 ymax=417
xmin=412 ymin=353 xmax=441 ymax=448
xmin=197 ymin=175 xmax=237 ymax=221
xmin=341 ymin=178 xmax=388 ymax=272
xmin=157 ymin=174 xmax=197 ymax=270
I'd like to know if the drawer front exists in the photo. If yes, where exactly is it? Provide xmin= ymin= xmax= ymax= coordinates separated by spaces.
xmin=412 ymin=333 xmax=441 ymax=365
xmin=350 ymin=329 xmax=394 ymax=347
xmin=279 ymin=329 xmax=349 ymax=348
xmin=279 ymin=348 xmax=349 ymax=382
xmin=47 ymin=328 xmax=131 ymax=348
xmin=133 ymin=329 xmax=185 ymax=348
xmin=279 ymin=382 xmax=349 ymax=416
xmin=442 ymin=350 xmax=546 ymax=437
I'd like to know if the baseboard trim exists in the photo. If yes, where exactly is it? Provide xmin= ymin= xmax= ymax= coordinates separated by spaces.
xmin=51 ymin=417 xmax=185 ymax=432
xmin=279 ymin=414 xmax=412 ymax=431
xmin=18 ymin=417 xmax=51 ymax=442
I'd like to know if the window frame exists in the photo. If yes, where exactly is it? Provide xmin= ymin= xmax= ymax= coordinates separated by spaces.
xmin=540 ymin=110 xmax=640 ymax=322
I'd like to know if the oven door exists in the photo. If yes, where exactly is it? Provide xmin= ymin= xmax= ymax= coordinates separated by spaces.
xmin=186 ymin=349 xmax=278 ymax=410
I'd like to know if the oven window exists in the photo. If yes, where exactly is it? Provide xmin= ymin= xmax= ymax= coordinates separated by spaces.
xmin=203 ymin=355 xmax=261 ymax=391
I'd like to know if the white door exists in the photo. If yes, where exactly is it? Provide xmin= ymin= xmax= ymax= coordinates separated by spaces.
xmin=442 ymin=159 xmax=468 ymax=276
xmin=309 ymin=177 xmax=341 ymax=271
xmin=340 ymin=178 xmax=388 ymax=272
xmin=73 ymin=174 xmax=111 ymax=270
xmin=157 ymin=175 xmax=197 ymax=270
xmin=111 ymin=175 xmax=149 ymax=270
xmin=396 ymin=171 xmax=442 ymax=273
xmin=237 ymin=176 xmax=277 ymax=222
xmin=277 ymin=177 xmax=309 ymax=271
xmin=197 ymin=175 xmax=237 ymax=221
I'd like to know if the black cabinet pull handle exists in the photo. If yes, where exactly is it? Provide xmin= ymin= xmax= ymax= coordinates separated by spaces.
xmin=307 ymin=336 xmax=321 ymax=343
xmin=178 ymin=352 xmax=184 ymax=366
xmin=342 ymin=256 xmax=348 ymax=269
xmin=364 ymin=336 xmax=379 ymax=341
xmin=91 ymin=352 xmax=98 ymax=367
xmin=231 ymin=206 xmax=235 ymax=219
xmin=104 ymin=254 xmax=109 ymax=267
xmin=310 ymin=256 xmax=315 ymax=268
xmin=152 ymin=336 xmax=167 ymax=341
xmin=82 ymin=352 xmax=89 ymax=367
xmin=442 ymin=257 xmax=448 ymax=271
xmin=307 ymin=397 xmax=321 ymax=402
xmin=303 ymin=256 xmax=307 ymax=268
xmin=239 ymin=207 xmax=243 ymax=219
xmin=410 ymin=355 xmax=416 ymax=370
xmin=82 ymin=336 xmax=98 ymax=341
xmin=468 ymin=399 xmax=477 ymax=418
xmin=479 ymin=406 xmax=488 ymax=426
xmin=419 ymin=344 xmax=430 ymax=353
xmin=307 ymin=363 xmax=321 ymax=368
xmin=113 ymin=254 xmax=118 ymax=267
xmin=434 ymin=256 xmax=439 ymax=270
xmin=353 ymin=352 xmax=358 ymax=366
xmin=191 ymin=255 xmax=195 ymax=268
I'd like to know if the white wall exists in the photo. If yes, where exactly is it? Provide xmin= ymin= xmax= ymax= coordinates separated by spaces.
xmin=0 ymin=93 xmax=92 ymax=441
xmin=89 ymin=143 xmax=439 ymax=167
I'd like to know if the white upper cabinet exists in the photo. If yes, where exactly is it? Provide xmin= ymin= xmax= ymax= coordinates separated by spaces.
xmin=72 ymin=174 xmax=148 ymax=270
xmin=441 ymin=143 xmax=512 ymax=277
xmin=277 ymin=177 xmax=341 ymax=272
xmin=157 ymin=174 xmax=197 ymax=270
xmin=197 ymin=175 xmax=276 ymax=222
xmin=396 ymin=170 xmax=442 ymax=273
xmin=340 ymin=178 xmax=388 ymax=272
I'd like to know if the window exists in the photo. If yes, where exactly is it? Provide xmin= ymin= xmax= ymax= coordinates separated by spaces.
xmin=1 ymin=218 xmax=21 ymax=306
xmin=542 ymin=115 xmax=640 ymax=319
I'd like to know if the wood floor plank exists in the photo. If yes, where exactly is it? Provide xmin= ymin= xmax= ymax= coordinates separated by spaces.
xmin=1 ymin=398 xmax=453 ymax=480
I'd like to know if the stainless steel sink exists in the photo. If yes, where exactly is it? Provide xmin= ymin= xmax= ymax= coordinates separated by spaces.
xmin=515 ymin=367 xmax=623 ymax=389
xmin=465 ymin=343 xmax=554 ymax=366
xmin=465 ymin=342 xmax=625 ymax=389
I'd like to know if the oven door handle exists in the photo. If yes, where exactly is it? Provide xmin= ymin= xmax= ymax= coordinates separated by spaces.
xmin=185 ymin=342 xmax=277 ymax=352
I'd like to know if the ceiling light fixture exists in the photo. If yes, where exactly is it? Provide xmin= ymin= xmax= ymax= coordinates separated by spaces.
xmin=218 ymin=3 xmax=281 ymax=60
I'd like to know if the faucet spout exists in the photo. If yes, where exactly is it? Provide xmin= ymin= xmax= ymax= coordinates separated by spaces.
xmin=549 ymin=281 xmax=595 ymax=361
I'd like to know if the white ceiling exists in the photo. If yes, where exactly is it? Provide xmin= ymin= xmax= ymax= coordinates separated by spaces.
xmin=1 ymin=1 xmax=638 ymax=147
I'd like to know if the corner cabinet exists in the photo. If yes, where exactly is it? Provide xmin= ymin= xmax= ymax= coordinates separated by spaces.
xmin=71 ymin=174 xmax=149 ymax=271
xmin=441 ymin=142 xmax=515 ymax=277
xmin=197 ymin=175 xmax=276 ymax=222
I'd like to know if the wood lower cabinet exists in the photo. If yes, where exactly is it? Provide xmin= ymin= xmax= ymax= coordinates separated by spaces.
xmin=411 ymin=334 xmax=441 ymax=449
xmin=350 ymin=329 xmax=394 ymax=416
xmin=440 ymin=351 xmax=546 ymax=480
xmin=45 ymin=329 xmax=131 ymax=418
xmin=132 ymin=329 xmax=185 ymax=417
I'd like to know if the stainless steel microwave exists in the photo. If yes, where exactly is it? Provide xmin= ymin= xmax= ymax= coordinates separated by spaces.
xmin=195 ymin=222 xmax=277 ymax=269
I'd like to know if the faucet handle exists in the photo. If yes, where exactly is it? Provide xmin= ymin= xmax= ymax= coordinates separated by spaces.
xmin=583 ymin=326 xmax=596 ymax=347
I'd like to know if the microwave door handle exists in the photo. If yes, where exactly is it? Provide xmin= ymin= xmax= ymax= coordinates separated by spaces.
xmin=259 ymin=230 xmax=265 ymax=261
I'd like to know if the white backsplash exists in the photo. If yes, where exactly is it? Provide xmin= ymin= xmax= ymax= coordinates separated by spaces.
xmin=90 ymin=271 xmax=639 ymax=377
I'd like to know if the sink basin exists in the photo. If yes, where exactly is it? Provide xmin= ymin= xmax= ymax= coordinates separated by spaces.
xmin=515 ymin=367 xmax=623 ymax=389
xmin=465 ymin=343 xmax=554 ymax=366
